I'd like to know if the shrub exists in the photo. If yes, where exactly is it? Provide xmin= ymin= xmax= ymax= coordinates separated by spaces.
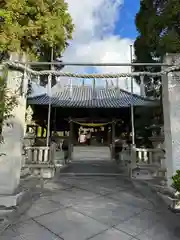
xmin=172 ymin=170 xmax=180 ymax=193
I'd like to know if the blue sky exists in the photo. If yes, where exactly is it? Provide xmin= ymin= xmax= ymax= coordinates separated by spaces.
xmin=115 ymin=0 xmax=140 ymax=39
xmin=60 ymin=0 xmax=141 ymax=92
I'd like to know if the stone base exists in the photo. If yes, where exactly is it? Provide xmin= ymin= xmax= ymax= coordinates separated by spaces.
xmin=169 ymin=198 xmax=180 ymax=211
xmin=55 ymin=159 xmax=66 ymax=167
xmin=156 ymin=192 xmax=180 ymax=212
xmin=0 ymin=191 xmax=24 ymax=208
xmin=32 ymin=168 xmax=55 ymax=179
xmin=41 ymin=169 xmax=55 ymax=179
xmin=132 ymin=167 xmax=154 ymax=180
xmin=136 ymin=179 xmax=180 ymax=212
xmin=20 ymin=167 xmax=31 ymax=178
xmin=0 ymin=208 xmax=14 ymax=220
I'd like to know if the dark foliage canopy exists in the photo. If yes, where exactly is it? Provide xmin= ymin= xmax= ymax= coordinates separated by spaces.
xmin=134 ymin=0 xmax=180 ymax=97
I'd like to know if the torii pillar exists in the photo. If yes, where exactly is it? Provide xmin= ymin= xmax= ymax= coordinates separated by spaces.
xmin=0 ymin=53 xmax=27 ymax=207
xmin=162 ymin=53 xmax=180 ymax=187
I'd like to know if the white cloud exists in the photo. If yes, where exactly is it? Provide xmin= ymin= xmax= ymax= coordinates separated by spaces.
xmin=60 ymin=0 xmax=140 ymax=93
xmin=31 ymin=0 xmax=140 ymax=96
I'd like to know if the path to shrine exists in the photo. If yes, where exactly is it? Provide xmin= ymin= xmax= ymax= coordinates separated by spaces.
xmin=1 ymin=147 xmax=180 ymax=240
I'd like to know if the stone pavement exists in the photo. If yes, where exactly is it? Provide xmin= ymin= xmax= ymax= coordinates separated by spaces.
xmin=1 ymin=154 xmax=180 ymax=240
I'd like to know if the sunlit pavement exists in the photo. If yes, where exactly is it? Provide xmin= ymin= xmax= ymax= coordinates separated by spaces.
xmin=1 ymin=151 xmax=180 ymax=240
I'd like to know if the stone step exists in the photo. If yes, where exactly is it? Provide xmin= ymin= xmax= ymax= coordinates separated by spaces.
xmin=132 ymin=168 xmax=154 ymax=180
xmin=136 ymin=164 xmax=166 ymax=173
xmin=137 ymin=164 xmax=159 ymax=169
xmin=0 ymin=207 xmax=14 ymax=218
xmin=132 ymin=163 xmax=167 ymax=179
xmin=152 ymin=186 xmax=180 ymax=212
xmin=20 ymin=167 xmax=31 ymax=179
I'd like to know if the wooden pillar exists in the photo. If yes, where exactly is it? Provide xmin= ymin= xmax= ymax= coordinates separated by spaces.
xmin=53 ymin=108 xmax=57 ymax=133
xmin=105 ymin=80 xmax=108 ymax=89
xmin=68 ymin=118 xmax=73 ymax=161
xmin=111 ymin=120 xmax=116 ymax=160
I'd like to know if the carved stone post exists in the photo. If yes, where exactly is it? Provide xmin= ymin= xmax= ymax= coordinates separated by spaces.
xmin=0 ymin=53 xmax=27 ymax=207
xmin=162 ymin=54 xmax=180 ymax=187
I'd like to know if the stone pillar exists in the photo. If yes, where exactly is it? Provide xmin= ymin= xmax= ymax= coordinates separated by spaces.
xmin=162 ymin=53 xmax=180 ymax=187
xmin=0 ymin=53 xmax=27 ymax=207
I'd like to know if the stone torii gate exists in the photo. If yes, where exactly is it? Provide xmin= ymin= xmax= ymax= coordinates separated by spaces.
xmin=0 ymin=53 xmax=180 ymax=208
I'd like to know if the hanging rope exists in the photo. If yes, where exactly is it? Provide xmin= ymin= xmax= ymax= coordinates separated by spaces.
xmin=72 ymin=121 xmax=112 ymax=127
xmin=71 ymin=118 xmax=124 ymax=127
xmin=3 ymin=61 xmax=180 ymax=78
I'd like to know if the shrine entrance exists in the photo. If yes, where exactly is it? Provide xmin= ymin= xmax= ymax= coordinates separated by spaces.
xmin=27 ymin=85 xmax=157 ymax=176
xmin=71 ymin=119 xmax=119 ymax=163
xmin=72 ymin=120 xmax=112 ymax=162
xmin=72 ymin=120 xmax=111 ymax=147
xmin=3 ymin=56 xmax=180 ymax=224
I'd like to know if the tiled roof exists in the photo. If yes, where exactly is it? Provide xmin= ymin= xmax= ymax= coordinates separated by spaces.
xmin=27 ymin=85 xmax=158 ymax=108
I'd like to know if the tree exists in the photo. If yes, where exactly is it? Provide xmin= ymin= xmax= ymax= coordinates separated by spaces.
xmin=134 ymin=0 xmax=162 ymax=98
xmin=134 ymin=0 xmax=180 ymax=97
xmin=0 ymin=0 xmax=74 ymax=127
xmin=0 ymin=0 xmax=74 ymax=60
xmin=31 ymin=48 xmax=65 ymax=87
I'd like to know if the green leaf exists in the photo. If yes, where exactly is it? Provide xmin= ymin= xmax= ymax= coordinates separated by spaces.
xmin=0 ymin=0 xmax=74 ymax=129
xmin=134 ymin=0 xmax=180 ymax=98
xmin=0 ymin=0 xmax=74 ymax=59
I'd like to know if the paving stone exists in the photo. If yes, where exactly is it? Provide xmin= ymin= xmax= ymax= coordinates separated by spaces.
xmin=59 ymin=177 xmax=97 ymax=186
xmin=115 ymin=210 xmax=163 ymax=236
xmin=43 ymin=181 xmax=71 ymax=191
xmin=25 ymin=198 xmax=63 ymax=219
xmin=0 ymin=228 xmax=17 ymax=240
xmin=50 ymin=187 xmax=99 ymax=207
xmin=136 ymin=222 xmax=180 ymax=240
xmin=35 ymin=208 xmax=108 ymax=240
xmin=1 ymin=160 xmax=180 ymax=240
xmin=73 ymin=196 xmax=142 ymax=226
xmin=60 ymin=178 xmax=100 ymax=191
xmin=73 ymin=180 xmax=124 ymax=195
xmin=109 ymin=191 xmax=154 ymax=210
xmin=89 ymin=228 xmax=132 ymax=240
xmin=1 ymin=219 xmax=61 ymax=240
xmin=55 ymin=176 xmax=126 ymax=196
